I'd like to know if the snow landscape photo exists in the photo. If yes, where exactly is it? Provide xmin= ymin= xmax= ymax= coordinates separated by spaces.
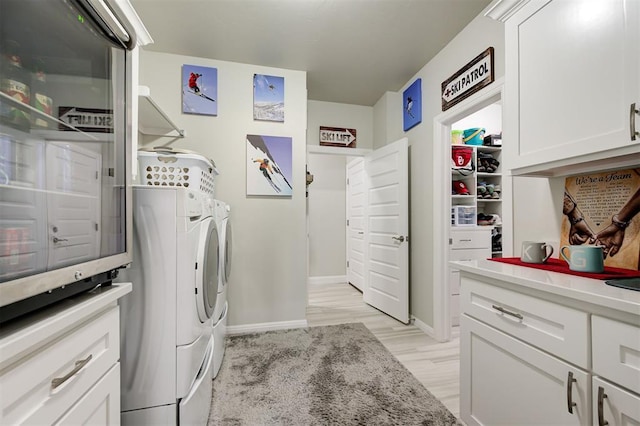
xmin=182 ymin=64 xmax=217 ymax=116
xmin=253 ymin=74 xmax=284 ymax=122
xmin=246 ymin=134 xmax=293 ymax=197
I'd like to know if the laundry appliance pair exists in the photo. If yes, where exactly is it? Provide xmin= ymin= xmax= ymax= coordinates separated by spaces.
xmin=118 ymin=149 xmax=224 ymax=425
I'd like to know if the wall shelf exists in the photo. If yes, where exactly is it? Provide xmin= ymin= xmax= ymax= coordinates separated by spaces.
xmin=138 ymin=85 xmax=185 ymax=138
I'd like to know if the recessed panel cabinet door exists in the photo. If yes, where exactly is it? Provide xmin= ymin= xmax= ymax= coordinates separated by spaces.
xmin=506 ymin=0 xmax=639 ymax=172
xmin=461 ymin=315 xmax=590 ymax=426
xmin=592 ymin=377 xmax=640 ymax=426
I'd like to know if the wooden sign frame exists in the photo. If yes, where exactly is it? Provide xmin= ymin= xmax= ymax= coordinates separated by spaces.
xmin=441 ymin=47 xmax=494 ymax=111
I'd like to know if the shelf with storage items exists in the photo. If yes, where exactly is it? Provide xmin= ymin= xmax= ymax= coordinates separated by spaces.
xmin=451 ymin=144 xmax=503 ymax=256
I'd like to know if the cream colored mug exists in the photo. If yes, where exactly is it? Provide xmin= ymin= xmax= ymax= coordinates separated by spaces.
xmin=521 ymin=241 xmax=554 ymax=264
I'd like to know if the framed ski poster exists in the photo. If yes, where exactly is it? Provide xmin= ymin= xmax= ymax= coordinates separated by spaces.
xmin=246 ymin=134 xmax=293 ymax=197
xmin=403 ymin=78 xmax=422 ymax=131
xmin=253 ymin=74 xmax=284 ymax=122
xmin=182 ymin=64 xmax=217 ymax=116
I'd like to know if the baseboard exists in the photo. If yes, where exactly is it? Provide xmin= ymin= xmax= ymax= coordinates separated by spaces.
xmin=411 ymin=315 xmax=437 ymax=340
xmin=307 ymin=275 xmax=347 ymax=285
xmin=227 ymin=319 xmax=309 ymax=336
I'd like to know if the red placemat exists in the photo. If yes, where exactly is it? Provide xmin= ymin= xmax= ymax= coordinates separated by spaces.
xmin=488 ymin=257 xmax=640 ymax=280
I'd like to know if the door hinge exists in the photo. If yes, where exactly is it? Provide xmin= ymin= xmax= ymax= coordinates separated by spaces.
xmin=347 ymin=219 xmax=349 ymax=226
xmin=95 ymin=171 xmax=99 ymax=179
xmin=449 ymin=238 xmax=453 ymax=245
xmin=95 ymin=223 xmax=99 ymax=231
xmin=195 ymin=262 xmax=198 ymax=270
xmin=347 ymin=178 xmax=349 ymax=185
xmin=347 ymin=260 xmax=349 ymax=268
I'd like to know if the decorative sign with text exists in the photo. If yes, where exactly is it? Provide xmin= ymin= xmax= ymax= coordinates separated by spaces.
xmin=441 ymin=47 xmax=494 ymax=111
xmin=562 ymin=168 xmax=640 ymax=270
xmin=319 ymin=126 xmax=357 ymax=148
xmin=58 ymin=107 xmax=113 ymax=133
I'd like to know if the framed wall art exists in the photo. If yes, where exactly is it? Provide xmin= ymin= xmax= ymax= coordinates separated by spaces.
xmin=246 ymin=134 xmax=293 ymax=197
xmin=403 ymin=78 xmax=422 ymax=131
xmin=253 ymin=74 xmax=284 ymax=122
xmin=182 ymin=64 xmax=217 ymax=116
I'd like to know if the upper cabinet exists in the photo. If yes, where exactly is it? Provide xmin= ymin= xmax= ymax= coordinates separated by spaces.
xmin=499 ymin=0 xmax=640 ymax=176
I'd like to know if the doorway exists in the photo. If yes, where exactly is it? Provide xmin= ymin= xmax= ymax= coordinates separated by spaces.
xmin=431 ymin=78 xmax=510 ymax=342
xmin=307 ymin=138 xmax=410 ymax=324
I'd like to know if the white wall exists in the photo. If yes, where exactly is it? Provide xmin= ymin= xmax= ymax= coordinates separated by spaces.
xmin=373 ymin=91 xmax=402 ymax=149
xmin=387 ymin=12 xmax=505 ymax=327
xmin=306 ymin=100 xmax=373 ymax=280
xmin=138 ymin=50 xmax=308 ymax=327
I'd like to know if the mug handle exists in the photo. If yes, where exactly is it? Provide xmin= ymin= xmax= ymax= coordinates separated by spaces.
xmin=542 ymin=244 xmax=554 ymax=262
xmin=560 ymin=245 xmax=571 ymax=263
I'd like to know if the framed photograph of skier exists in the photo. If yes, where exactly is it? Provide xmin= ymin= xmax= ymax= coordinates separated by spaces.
xmin=403 ymin=78 xmax=422 ymax=131
xmin=246 ymin=134 xmax=293 ymax=197
xmin=182 ymin=64 xmax=217 ymax=116
xmin=253 ymin=74 xmax=284 ymax=122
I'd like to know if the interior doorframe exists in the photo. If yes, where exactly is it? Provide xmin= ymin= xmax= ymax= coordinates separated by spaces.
xmin=432 ymin=78 xmax=506 ymax=342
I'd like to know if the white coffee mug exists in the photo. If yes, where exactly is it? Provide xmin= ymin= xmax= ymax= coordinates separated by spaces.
xmin=521 ymin=241 xmax=554 ymax=264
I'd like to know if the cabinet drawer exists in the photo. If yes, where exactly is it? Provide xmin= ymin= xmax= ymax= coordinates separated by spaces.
xmin=592 ymin=315 xmax=640 ymax=395
xmin=461 ymin=277 xmax=589 ymax=367
xmin=450 ymin=230 xmax=490 ymax=249
xmin=0 ymin=306 xmax=120 ymax=425
xmin=450 ymin=248 xmax=491 ymax=261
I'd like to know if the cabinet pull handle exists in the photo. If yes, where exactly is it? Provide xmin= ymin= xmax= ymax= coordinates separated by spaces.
xmin=631 ymin=103 xmax=639 ymax=141
xmin=567 ymin=371 xmax=577 ymax=414
xmin=51 ymin=354 xmax=93 ymax=389
xmin=597 ymin=386 xmax=609 ymax=426
xmin=491 ymin=304 xmax=523 ymax=320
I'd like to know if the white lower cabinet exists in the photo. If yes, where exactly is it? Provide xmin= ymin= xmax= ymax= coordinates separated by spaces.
xmin=460 ymin=273 xmax=640 ymax=426
xmin=461 ymin=315 xmax=590 ymax=426
xmin=0 ymin=284 xmax=130 ymax=426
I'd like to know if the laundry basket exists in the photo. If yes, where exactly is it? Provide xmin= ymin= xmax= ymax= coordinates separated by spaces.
xmin=138 ymin=147 xmax=218 ymax=196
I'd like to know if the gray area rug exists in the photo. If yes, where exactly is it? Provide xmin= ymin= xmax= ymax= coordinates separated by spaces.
xmin=208 ymin=323 xmax=460 ymax=425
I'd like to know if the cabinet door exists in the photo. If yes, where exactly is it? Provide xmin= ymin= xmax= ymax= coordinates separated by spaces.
xmin=54 ymin=364 xmax=120 ymax=426
xmin=593 ymin=377 xmax=640 ymax=426
xmin=461 ymin=315 xmax=590 ymax=426
xmin=506 ymin=0 xmax=640 ymax=172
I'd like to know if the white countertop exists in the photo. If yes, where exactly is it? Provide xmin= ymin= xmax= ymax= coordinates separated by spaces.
xmin=451 ymin=260 xmax=640 ymax=316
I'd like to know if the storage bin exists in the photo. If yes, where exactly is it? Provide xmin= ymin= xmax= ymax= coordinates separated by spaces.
xmin=451 ymin=206 xmax=476 ymax=226
xmin=451 ymin=130 xmax=463 ymax=145
xmin=138 ymin=148 xmax=218 ymax=195
xmin=463 ymin=128 xmax=485 ymax=146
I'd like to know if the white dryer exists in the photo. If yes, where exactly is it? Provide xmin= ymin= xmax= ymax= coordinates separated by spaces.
xmin=118 ymin=186 xmax=219 ymax=425
xmin=212 ymin=199 xmax=231 ymax=378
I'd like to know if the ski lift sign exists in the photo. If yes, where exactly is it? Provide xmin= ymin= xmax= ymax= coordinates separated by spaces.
xmin=441 ymin=47 xmax=494 ymax=111
xmin=319 ymin=126 xmax=357 ymax=148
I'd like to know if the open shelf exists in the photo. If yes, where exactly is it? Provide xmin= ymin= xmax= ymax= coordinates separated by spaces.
xmin=138 ymin=85 xmax=185 ymax=138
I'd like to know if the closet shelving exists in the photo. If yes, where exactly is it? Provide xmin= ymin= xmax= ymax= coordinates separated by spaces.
xmin=451 ymin=143 xmax=502 ymax=257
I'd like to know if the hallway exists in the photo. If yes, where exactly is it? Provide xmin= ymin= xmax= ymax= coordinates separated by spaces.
xmin=306 ymin=282 xmax=461 ymax=418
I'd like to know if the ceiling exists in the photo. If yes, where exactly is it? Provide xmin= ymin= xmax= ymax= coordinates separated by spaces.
xmin=130 ymin=0 xmax=493 ymax=106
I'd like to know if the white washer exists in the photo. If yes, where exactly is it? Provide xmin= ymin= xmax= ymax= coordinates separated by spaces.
xmin=118 ymin=186 xmax=218 ymax=425
xmin=212 ymin=199 xmax=231 ymax=378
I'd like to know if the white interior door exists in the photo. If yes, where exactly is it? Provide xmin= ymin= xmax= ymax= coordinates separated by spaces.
xmin=46 ymin=142 xmax=101 ymax=269
xmin=363 ymin=138 xmax=409 ymax=324
xmin=346 ymin=157 xmax=365 ymax=291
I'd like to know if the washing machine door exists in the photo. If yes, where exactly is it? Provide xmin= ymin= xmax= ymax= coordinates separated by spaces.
xmin=222 ymin=218 xmax=232 ymax=285
xmin=195 ymin=217 xmax=218 ymax=322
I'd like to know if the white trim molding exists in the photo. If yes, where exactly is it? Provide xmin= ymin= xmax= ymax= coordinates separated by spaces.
xmin=307 ymin=145 xmax=372 ymax=157
xmin=484 ymin=0 xmax=531 ymax=22
xmin=227 ymin=319 xmax=309 ymax=336
xmin=411 ymin=316 xmax=438 ymax=341
xmin=307 ymin=275 xmax=348 ymax=286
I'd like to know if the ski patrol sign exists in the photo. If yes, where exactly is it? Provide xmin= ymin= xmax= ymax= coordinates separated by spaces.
xmin=441 ymin=47 xmax=494 ymax=111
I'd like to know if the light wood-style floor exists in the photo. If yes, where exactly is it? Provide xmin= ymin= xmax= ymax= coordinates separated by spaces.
xmin=306 ymin=282 xmax=461 ymax=419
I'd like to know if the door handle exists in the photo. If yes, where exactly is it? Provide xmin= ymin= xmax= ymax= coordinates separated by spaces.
xmin=631 ymin=102 xmax=639 ymax=141
xmin=53 ymin=237 xmax=68 ymax=243
xmin=51 ymin=354 xmax=93 ymax=389
xmin=358 ymin=231 xmax=364 ymax=234
xmin=597 ymin=386 xmax=609 ymax=426
xmin=392 ymin=236 xmax=405 ymax=243
xmin=567 ymin=371 xmax=577 ymax=414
